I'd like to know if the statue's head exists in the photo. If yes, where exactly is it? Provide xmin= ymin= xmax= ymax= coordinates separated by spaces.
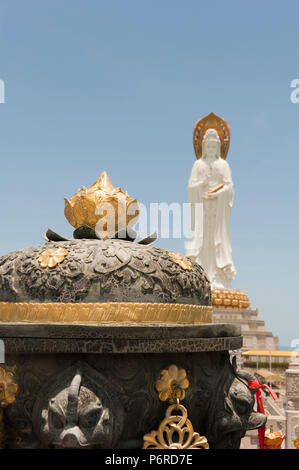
xmin=202 ymin=128 xmax=221 ymax=159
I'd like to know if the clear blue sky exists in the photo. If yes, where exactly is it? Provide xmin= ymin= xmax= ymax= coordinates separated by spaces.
xmin=0 ymin=1 xmax=298 ymax=347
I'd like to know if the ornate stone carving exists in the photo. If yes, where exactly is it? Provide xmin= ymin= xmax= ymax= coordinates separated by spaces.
xmin=2 ymin=351 xmax=265 ymax=449
xmin=32 ymin=361 xmax=124 ymax=449
xmin=198 ymin=362 xmax=267 ymax=449
xmin=0 ymin=239 xmax=211 ymax=305
xmin=286 ymin=376 xmax=299 ymax=398
xmin=0 ymin=323 xmax=242 ymax=355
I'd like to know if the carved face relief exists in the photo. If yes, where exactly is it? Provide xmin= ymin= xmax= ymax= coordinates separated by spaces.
xmin=33 ymin=362 xmax=124 ymax=449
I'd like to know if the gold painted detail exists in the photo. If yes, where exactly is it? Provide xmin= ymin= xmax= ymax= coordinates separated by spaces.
xmin=193 ymin=112 xmax=230 ymax=160
xmin=294 ymin=437 xmax=299 ymax=449
xmin=212 ymin=289 xmax=250 ymax=309
xmin=168 ymin=252 xmax=193 ymax=271
xmin=38 ymin=248 xmax=69 ymax=268
xmin=208 ymin=183 xmax=224 ymax=194
xmin=156 ymin=365 xmax=189 ymax=402
xmin=0 ymin=367 xmax=18 ymax=407
xmin=0 ymin=302 xmax=212 ymax=324
xmin=264 ymin=425 xmax=285 ymax=449
xmin=143 ymin=365 xmax=209 ymax=449
xmin=0 ymin=367 xmax=18 ymax=449
xmin=143 ymin=402 xmax=209 ymax=449
xmin=64 ymin=171 xmax=139 ymax=240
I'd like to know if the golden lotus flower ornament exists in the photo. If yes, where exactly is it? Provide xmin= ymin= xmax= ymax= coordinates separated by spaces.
xmin=143 ymin=364 xmax=208 ymax=449
xmin=64 ymin=171 xmax=140 ymax=240
xmin=156 ymin=364 xmax=189 ymax=402
xmin=168 ymin=252 xmax=193 ymax=271
xmin=0 ymin=367 xmax=18 ymax=407
xmin=38 ymin=247 xmax=69 ymax=268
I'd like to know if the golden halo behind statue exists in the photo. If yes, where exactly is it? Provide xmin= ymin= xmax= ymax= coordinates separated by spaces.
xmin=193 ymin=112 xmax=230 ymax=159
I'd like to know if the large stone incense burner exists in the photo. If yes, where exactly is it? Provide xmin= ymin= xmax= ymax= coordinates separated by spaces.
xmin=0 ymin=172 xmax=265 ymax=449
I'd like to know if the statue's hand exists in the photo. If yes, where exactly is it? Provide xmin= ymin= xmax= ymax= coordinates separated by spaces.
xmin=205 ymin=187 xmax=226 ymax=199
xmin=204 ymin=193 xmax=218 ymax=200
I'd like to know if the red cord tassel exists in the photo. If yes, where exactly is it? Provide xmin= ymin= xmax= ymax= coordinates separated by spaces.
xmin=248 ymin=379 xmax=278 ymax=449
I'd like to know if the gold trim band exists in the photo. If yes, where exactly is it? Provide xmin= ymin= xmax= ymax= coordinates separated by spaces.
xmin=0 ymin=302 xmax=212 ymax=325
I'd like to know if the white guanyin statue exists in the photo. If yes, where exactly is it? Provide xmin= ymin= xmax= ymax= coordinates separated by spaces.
xmin=186 ymin=113 xmax=236 ymax=289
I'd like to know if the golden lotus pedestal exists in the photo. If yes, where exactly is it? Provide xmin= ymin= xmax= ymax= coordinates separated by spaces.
xmin=211 ymin=289 xmax=278 ymax=351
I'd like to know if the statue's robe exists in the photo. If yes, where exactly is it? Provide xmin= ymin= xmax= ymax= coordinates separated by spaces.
xmin=186 ymin=157 xmax=236 ymax=289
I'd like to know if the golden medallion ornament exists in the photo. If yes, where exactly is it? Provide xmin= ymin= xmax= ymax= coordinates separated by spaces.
xmin=143 ymin=364 xmax=209 ymax=449
xmin=193 ymin=112 xmax=230 ymax=160
xmin=168 ymin=252 xmax=193 ymax=271
xmin=294 ymin=437 xmax=299 ymax=449
xmin=38 ymin=247 xmax=69 ymax=268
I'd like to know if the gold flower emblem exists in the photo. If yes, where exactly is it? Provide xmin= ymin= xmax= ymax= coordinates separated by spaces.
xmin=294 ymin=437 xmax=299 ymax=449
xmin=0 ymin=367 xmax=18 ymax=406
xmin=38 ymin=247 xmax=69 ymax=268
xmin=155 ymin=364 xmax=189 ymax=402
xmin=168 ymin=252 xmax=193 ymax=271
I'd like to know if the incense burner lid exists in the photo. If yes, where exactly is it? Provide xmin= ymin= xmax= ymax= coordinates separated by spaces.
xmin=0 ymin=238 xmax=211 ymax=306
